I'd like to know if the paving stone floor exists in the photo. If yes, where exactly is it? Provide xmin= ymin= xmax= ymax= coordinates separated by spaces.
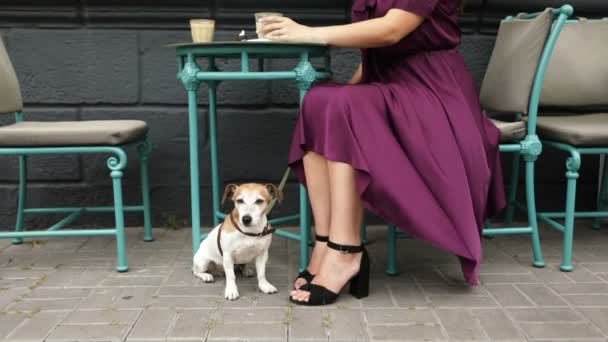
xmin=2 ymin=222 xmax=608 ymax=341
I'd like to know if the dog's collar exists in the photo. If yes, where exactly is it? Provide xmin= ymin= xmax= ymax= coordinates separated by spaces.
xmin=229 ymin=213 xmax=275 ymax=237
xmin=217 ymin=213 xmax=275 ymax=256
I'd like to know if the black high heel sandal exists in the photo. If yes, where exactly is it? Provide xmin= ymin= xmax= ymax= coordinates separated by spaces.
xmin=294 ymin=235 xmax=328 ymax=289
xmin=290 ymin=240 xmax=370 ymax=306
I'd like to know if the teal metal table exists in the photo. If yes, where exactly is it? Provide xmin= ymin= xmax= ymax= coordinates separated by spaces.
xmin=173 ymin=41 xmax=331 ymax=271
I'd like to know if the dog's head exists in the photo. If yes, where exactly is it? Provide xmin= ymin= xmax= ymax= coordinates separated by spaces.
xmin=221 ymin=183 xmax=283 ymax=227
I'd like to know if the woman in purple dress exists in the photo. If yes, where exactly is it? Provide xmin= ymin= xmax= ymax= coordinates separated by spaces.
xmin=260 ymin=0 xmax=505 ymax=306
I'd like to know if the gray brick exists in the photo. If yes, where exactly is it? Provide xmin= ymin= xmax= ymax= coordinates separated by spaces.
xmin=100 ymin=275 xmax=165 ymax=287
xmin=480 ymin=273 xmax=538 ymax=284
xmin=550 ymin=283 xmax=608 ymax=294
xmin=167 ymin=309 xmax=213 ymax=339
xmin=361 ymin=285 xmax=395 ymax=307
xmin=216 ymin=109 xmax=297 ymax=181
xmin=7 ymin=30 xmax=138 ymax=104
xmin=579 ymin=308 xmax=608 ymax=335
xmin=165 ymin=267 xmax=202 ymax=286
xmin=520 ymin=322 xmax=603 ymax=340
xmin=388 ymin=285 xmax=429 ymax=308
xmin=215 ymin=308 xmax=285 ymax=323
xmin=62 ymin=309 xmax=141 ymax=324
xmin=208 ymin=322 xmax=286 ymax=340
xmin=326 ymin=309 xmax=367 ymax=341
xmin=149 ymin=296 xmax=221 ymax=309
xmin=364 ymin=308 xmax=436 ymax=325
xmin=428 ymin=295 xmax=498 ymax=308
xmin=562 ymin=294 xmax=608 ymax=307
xmin=0 ymin=288 xmax=29 ymax=311
xmin=78 ymin=287 xmax=157 ymax=309
xmin=435 ymin=309 xmax=487 ymax=341
xmin=158 ymin=285 xmax=224 ymax=297
xmin=47 ymin=323 xmax=131 ymax=341
xmin=485 ymin=285 xmax=534 ymax=307
xmin=472 ymin=309 xmax=523 ymax=341
xmin=7 ymin=298 xmax=82 ymax=312
xmin=564 ymin=267 xmax=603 ymax=282
xmin=128 ymin=309 xmax=176 ymax=340
xmin=39 ymin=269 xmax=111 ymax=287
xmin=507 ymin=308 xmax=584 ymax=322
xmin=6 ymin=311 xmax=65 ymax=340
xmin=515 ymin=284 xmax=568 ymax=307
xmin=26 ymin=288 xmax=91 ymax=299
xmin=458 ymin=35 xmax=495 ymax=90
xmin=141 ymin=30 xmax=269 ymax=106
xmin=368 ymin=324 xmax=445 ymax=341
xmin=140 ymin=31 xmax=192 ymax=105
xmin=0 ymin=313 xmax=26 ymax=339
xmin=288 ymin=307 xmax=329 ymax=340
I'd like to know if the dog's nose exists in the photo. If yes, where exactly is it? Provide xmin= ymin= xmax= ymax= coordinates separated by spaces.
xmin=242 ymin=215 xmax=252 ymax=226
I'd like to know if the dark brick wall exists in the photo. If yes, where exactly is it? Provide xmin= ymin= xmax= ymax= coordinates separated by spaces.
xmin=0 ymin=1 xmax=607 ymax=229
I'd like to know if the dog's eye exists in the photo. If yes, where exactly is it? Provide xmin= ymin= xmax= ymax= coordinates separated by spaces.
xmin=236 ymin=199 xmax=244 ymax=204
xmin=255 ymin=199 xmax=264 ymax=205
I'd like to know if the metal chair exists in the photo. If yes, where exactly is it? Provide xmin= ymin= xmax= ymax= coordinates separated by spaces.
xmin=384 ymin=5 xmax=573 ymax=276
xmin=0 ymin=36 xmax=153 ymax=272
xmin=529 ymin=18 xmax=608 ymax=271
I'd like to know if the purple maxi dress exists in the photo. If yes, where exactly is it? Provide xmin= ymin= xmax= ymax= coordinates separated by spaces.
xmin=288 ymin=0 xmax=506 ymax=285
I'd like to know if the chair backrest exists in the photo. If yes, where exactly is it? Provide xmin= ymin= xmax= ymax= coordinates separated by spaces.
xmin=479 ymin=9 xmax=554 ymax=115
xmin=540 ymin=18 xmax=608 ymax=109
xmin=0 ymin=36 xmax=23 ymax=115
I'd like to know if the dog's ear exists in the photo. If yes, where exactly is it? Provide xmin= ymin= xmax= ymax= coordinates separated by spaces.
xmin=221 ymin=184 xmax=238 ymax=206
xmin=265 ymin=183 xmax=283 ymax=204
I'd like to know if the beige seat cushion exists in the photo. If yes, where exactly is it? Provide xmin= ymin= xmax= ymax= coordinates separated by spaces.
xmin=480 ymin=9 xmax=553 ymax=114
xmin=0 ymin=120 xmax=148 ymax=147
xmin=491 ymin=119 xmax=527 ymax=142
xmin=541 ymin=19 xmax=608 ymax=108
xmin=536 ymin=113 xmax=608 ymax=146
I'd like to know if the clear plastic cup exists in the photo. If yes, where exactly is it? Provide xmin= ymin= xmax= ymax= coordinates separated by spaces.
xmin=254 ymin=12 xmax=284 ymax=39
xmin=190 ymin=19 xmax=215 ymax=43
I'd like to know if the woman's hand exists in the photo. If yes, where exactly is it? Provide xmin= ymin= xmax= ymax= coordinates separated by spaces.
xmin=259 ymin=16 xmax=325 ymax=44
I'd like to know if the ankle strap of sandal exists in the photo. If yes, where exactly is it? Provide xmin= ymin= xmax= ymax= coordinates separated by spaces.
xmin=327 ymin=240 xmax=364 ymax=253
xmin=315 ymin=235 xmax=329 ymax=243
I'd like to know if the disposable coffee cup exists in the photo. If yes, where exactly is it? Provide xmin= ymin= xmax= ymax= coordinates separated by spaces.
xmin=254 ymin=12 xmax=283 ymax=39
xmin=190 ymin=19 xmax=215 ymax=43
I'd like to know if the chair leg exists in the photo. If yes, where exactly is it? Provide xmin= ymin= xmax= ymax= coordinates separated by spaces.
xmin=386 ymin=224 xmax=399 ymax=276
xmin=525 ymin=160 xmax=545 ymax=268
xmin=361 ymin=213 xmax=368 ymax=245
xmin=561 ymin=154 xmax=581 ymax=272
xmin=109 ymin=157 xmax=128 ymax=272
xmin=593 ymin=156 xmax=608 ymax=230
xmin=138 ymin=141 xmax=154 ymax=242
xmin=299 ymin=185 xmax=311 ymax=272
xmin=13 ymin=155 xmax=27 ymax=245
xmin=505 ymin=153 xmax=521 ymax=225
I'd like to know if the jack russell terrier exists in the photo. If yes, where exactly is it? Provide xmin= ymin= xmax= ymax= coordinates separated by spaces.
xmin=193 ymin=183 xmax=282 ymax=300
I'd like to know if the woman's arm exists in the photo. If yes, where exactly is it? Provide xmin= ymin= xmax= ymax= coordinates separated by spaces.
xmin=259 ymin=9 xmax=424 ymax=48
xmin=348 ymin=64 xmax=363 ymax=84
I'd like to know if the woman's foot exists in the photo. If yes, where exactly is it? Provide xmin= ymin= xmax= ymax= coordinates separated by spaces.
xmin=294 ymin=236 xmax=328 ymax=289
xmin=290 ymin=244 xmax=364 ymax=303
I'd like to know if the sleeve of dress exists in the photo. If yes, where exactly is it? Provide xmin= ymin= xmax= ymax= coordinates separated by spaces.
xmin=387 ymin=0 xmax=439 ymax=17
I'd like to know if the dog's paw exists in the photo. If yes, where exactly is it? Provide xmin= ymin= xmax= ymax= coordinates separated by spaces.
xmin=194 ymin=272 xmax=214 ymax=283
xmin=224 ymin=284 xmax=240 ymax=300
xmin=258 ymin=280 xmax=278 ymax=294
xmin=242 ymin=264 xmax=256 ymax=278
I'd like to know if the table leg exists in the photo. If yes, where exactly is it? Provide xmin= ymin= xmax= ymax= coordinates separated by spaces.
xmin=208 ymin=83 xmax=221 ymax=227
xmin=298 ymin=85 xmax=312 ymax=272
xmin=188 ymin=89 xmax=202 ymax=254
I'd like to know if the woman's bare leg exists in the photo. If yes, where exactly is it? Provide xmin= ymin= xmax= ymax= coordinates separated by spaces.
xmin=291 ymin=160 xmax=364 ymax=301
xmin=294 ymin=151 xmax=331 ymax=288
